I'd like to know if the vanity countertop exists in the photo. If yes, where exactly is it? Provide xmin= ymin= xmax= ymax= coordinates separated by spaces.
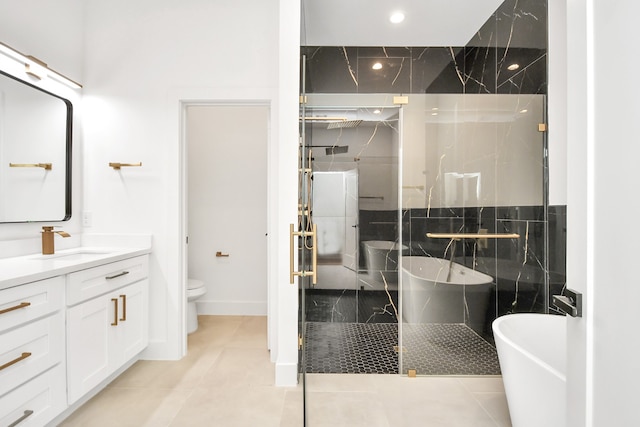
xmin=0 ymin=246 xmax=151 ymax=291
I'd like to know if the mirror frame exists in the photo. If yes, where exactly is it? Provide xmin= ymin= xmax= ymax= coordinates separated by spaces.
xmin=0 ymin=69 xmax=73 ymax=223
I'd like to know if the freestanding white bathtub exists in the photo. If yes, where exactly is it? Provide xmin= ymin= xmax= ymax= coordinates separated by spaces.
xmin=401 ymin=256 xmax=493 ymax=332
xmin=492 ymin=313 xmax=566 ymax=427
xmin=362 ymin=240 xmax=408 ymax=282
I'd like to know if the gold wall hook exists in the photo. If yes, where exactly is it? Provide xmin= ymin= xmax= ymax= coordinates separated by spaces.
xmin=9 ymin=162 xmax=52 ymax=170
xmin=109 ymin=162 xmax=142 ymax=170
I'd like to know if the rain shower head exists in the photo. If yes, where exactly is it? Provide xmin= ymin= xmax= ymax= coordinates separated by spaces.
xmin=326 ymin=119 xmax=363 ymax=130
xmin=325 ymin=145 xmax=349 ymax=155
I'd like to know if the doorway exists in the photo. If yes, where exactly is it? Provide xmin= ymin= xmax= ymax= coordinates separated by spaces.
xmin=185 ymin=104 xmax=269 ymax=333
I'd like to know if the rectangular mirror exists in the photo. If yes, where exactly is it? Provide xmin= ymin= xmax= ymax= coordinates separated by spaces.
xmin=0 ymin=69 xmax=72 ymax=223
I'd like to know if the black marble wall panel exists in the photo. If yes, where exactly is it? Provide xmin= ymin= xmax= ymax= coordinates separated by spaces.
xmin=303 ymin=0 xmax=548 ymax=96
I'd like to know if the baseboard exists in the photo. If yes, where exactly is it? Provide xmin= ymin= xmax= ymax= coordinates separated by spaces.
xmin=141 ymin=339 xmax=183 ymax=360
xmin=197 ymin=300 xmax=267 ymax=316
xmin=275 ymin=362 xmax=299 ymax=387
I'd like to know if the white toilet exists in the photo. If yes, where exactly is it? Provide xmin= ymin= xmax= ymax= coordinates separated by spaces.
xmin=187 ymin=279 xmax=206 ymax=334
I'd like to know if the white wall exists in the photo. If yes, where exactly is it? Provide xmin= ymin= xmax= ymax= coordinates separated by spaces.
xmin=565 ymin=0 xmax=640 ymax=425
xmin=567 ymin=1 xmax=640 ymax=425
xmin=0 ymin=0 xmax=84 ymax=249
xmin=81 ymin=0 xmax=282 ymax=360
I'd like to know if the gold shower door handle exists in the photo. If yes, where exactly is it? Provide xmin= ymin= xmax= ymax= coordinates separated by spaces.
xmin=289 ymin=223 xmax=317 ymax=285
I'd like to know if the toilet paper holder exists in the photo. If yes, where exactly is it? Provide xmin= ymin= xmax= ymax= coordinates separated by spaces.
xmin=552 ymin=288 xmax=582 ymax=317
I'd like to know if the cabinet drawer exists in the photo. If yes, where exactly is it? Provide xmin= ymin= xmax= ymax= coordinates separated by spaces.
xmin=67 ymin=255 xmax=148 ymax=306
xmin=0 ymin=311 xmax=64 ymax=397
xmin=0 ymin=363 xmax=66 ymax=427
xmin=0 ymin=277 xmax=64 ymax=334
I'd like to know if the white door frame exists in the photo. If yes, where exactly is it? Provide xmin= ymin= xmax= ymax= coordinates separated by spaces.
xmin=178 ymin=96 xmax=275 ymax=357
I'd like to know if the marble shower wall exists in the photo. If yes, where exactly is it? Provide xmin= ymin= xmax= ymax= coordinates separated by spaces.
xmin=302 ymin=0 xmax=567 ymax=334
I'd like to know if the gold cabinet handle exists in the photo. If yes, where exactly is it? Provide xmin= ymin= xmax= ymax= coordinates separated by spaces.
xmin=120 ymin=295 xmax=127 ymax=321
xmin=0 ymin=301 xmax=30 ymax=316
xmin=106 ymin=271 xmax=129 ymax=280
xmin=111 ymin=298 xmax=118 ymax=326
xmin=215 ymin=251 xmax=229 ymax=257
xmin=7 ymin=410 xmax=34 ymax=427
xmin=0 ymin=352 xmax=32 ymax=371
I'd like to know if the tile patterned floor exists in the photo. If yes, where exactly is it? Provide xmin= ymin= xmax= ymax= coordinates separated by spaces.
xmin=60 ymin=315 xmax=511 ymax=427
xmin=305 ymin=322 xmax=501 ymax=375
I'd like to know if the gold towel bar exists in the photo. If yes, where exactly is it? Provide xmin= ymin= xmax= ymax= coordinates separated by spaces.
xmin=427 ymin=233 xmax=520 ymax=240
xmin=9 ymin=163 xmax=52 ymax=170
xmin=109 ymin=162 xmax=142 ymax=170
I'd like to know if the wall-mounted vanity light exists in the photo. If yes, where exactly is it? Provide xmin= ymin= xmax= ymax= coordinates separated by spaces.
xmin=9 ymin=162 xmax=52 ymax=170
xmin=109 ymin=162 xmax=142 ymax=170
xmin=0 ymin=41 xmax=82 ymax=89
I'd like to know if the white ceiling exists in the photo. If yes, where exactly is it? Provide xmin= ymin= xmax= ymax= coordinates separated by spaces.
xmin=301 ymin=0 xmax=505 ymax=47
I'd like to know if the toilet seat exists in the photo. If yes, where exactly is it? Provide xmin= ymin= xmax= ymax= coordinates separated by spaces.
xmin=187 ymin=279 xmax=206 ymax=299
xmin=188 ymin=279 xmax=204 ymax=290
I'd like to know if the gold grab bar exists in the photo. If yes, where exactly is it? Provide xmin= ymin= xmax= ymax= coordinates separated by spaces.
xmin=111 ymin=298 xmax=118 ymax=326
xmin=427 ymin=233 xmax=520 ymax=240
xmin=120 ymin=295 xmax=127 ymax=322
xmin=7 ymin=410 xmax=34 ymax=427
xmin=0 ymin=302 xmax=31 ymax=316
xmin=0 ymin=352 xmax=32 ymax=371
xmin=289 ymin=223 xmax=317 ymax=285
xmin=109 ymin=162 xmax=142 ymax=170
xmin=9 ymin=162 xmax=52 ymax=170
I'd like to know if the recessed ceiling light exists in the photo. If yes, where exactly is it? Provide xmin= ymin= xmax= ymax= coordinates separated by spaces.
xmin=507 ymin=63 xmax=520 ymax=71
xmin=519 ymin=109 xmax=528 ymax=114
xmin=390 ymin=11 xmax=405 ymax=24
xmin=431 ymin=107 xmax=439 ymax=111
xmin=373 ymin=109 xmax=382 ymax=115
xmin=372 ymin=62 xmax=383 ymax=70
xmin=431 ymin=112 xmax=438 ymax=116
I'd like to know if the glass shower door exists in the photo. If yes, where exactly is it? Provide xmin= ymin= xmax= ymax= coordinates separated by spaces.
xmin=399 ymin=93 xmax=548 ymax=376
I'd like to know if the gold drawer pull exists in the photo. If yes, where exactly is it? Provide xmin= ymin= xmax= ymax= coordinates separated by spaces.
xmin=0 ymin=302 xmax=31 ymax=316
xmin=0 ymin=352 xmax=32 ymax=371
xmin=120 ymin=295 xmax=127 ymax=321
xmin=106 ymin=271 xmax=129 ymax=280
xmin=215 ymin=251 xmax=229 ymax=257
xmin=111 ymin=298 xmax=118 ymax=326
xmin=8 ymin=410 xmax=34 ymax=427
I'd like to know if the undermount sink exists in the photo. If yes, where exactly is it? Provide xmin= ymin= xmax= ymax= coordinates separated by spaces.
xmin=29 ymin=249 xmax=112 ymax=261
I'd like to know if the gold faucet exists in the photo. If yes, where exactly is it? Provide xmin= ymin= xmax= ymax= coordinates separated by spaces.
xmin=41 ymin=226 xmax=71 ymax=255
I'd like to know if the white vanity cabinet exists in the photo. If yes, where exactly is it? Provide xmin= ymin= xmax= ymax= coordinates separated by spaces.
xmin=0 ymin=277 xmax=67 ymax=427
xmin=66 ymin=255 xmax=149 ymax=404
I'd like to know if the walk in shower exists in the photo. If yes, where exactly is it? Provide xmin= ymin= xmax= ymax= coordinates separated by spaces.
xmin=297 ymin=0 xmax=561 ymax=424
